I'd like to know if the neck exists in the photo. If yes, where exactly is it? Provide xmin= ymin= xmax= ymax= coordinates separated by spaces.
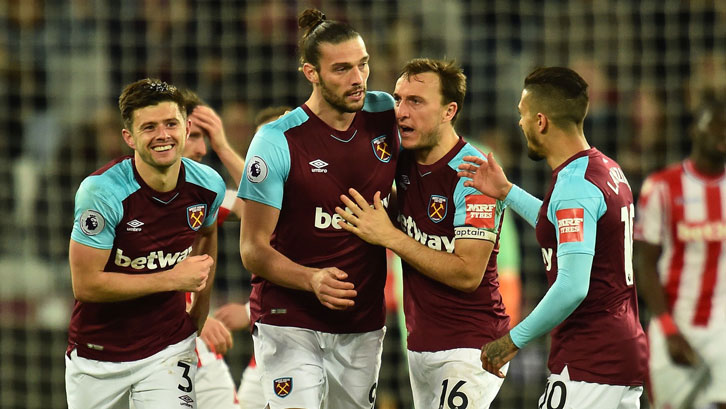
xmin=415 ymin=125 xmax=459 ymax=165
xmin=545 ymin=127 xmax=590 ymax=170
xmin=690 ymin=151 xmax=726 ymax=176
xmin=305 ymin=90 xmax=356 ymax=131
xmin=134 ymin=153 xmax=181 ymax=192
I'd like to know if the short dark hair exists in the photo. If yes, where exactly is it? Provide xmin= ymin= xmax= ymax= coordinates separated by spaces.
xmin=398 ymin=58 xmax=467 ymax=125
xmin=298 ymin=8 xmax=360 ymax=70
xmin=179 ymin=88 xmax=206 ymax=117
xmin=254 ymin=106 xmax=292 ymax=129
xmin=523 ymin=67 xmax=589 ymax=127
xmin=118 ymin=78 xmax=186 ymax=130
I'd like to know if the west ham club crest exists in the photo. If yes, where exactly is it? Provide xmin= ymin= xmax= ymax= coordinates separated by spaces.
xmin=187 ymin=204 xmax=207 ymax=231
xmin=371 ymin=135 xmax=391 ymax=163
xmin=428 ymin=195 xmax=448 ymax=223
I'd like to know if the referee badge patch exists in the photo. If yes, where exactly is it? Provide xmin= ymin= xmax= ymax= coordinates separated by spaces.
xmin=80 ymin=209 xmax=104 ymax=236
xmin=273 ymin=377 xmax=292 ymax=398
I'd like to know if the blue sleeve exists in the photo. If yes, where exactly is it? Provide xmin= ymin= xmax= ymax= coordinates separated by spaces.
xmin=547 ymin=173 xmax=606 ymax=256
xmin=70 ymin=176 xmax=123 ymax=249
xmin=504 ymin=184 xmax=542 ymax=228
xmin=237 ymin=124 xmax=291 ymax=209
xmin=510 ymin=252 xmax=593 ymax=348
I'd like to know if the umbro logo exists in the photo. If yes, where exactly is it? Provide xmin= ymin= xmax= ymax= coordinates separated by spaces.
xmin=127 ymin=219 xmax=144 ymax=232
xmin=309 ymin=159 xmax=328 ymax=173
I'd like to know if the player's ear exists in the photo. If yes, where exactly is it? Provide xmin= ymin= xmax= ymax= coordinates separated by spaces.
xmin=122 ymin=129 xmax=136 ymax=149
xmin=302 ymin=63 xmax=319 ymax=84
xmin=443 ymin=102 xmax=458 ymax=123
xmin=537 ymin=113 xmax=548 ymax=133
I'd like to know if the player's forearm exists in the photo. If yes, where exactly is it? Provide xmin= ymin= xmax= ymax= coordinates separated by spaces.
xmin=216 ymin=146 xmax=245 ymax=187
xmin=634 ymin=240 xmax=669 ymax=316
xmin=504 ymin=184 xmax=542 ymax=228
xmin=240 ymin=239 xmax=315 ymax=292
xmin=71 ymin=269 xmax=176 ymax=303
xmin=386 ymin=231 xmax=487 ymax=293
xmin=509 ymin=252 xmax=592 ymax=348
xmin=190 ymin=229 xmax=218 ymax=330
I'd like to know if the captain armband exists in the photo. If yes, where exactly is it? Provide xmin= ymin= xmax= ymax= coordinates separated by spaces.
xmin=455 ymin=226 xmax=497 ymax=242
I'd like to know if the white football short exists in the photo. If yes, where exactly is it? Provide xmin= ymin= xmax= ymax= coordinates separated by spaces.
xmin=65 ymin=333 xmax=198 ymax=409
xmin=648 ymin=319 xmax=726 ymax=409
xmin=253 ymin=323 xmax=385 ymax=409
xmin=538 ymin=366 xmax=642 ymax=409
xmin=238 ymin=362 xmax=266 ymax=409
xmin=407 ymin=348 xmax=508 ymax=409
xmin=194 ymin=338 xmax=239 ymax=409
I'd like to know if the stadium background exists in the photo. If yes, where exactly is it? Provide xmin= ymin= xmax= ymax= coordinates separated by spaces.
xmin=0 ymin=1 xmax=724 ymax=408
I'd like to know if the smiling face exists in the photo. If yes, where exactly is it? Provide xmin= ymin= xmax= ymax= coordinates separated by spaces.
xmin=314 ymin=37 xmax=369 ymax=113
xmin=394 ymin=72 xmax=451 ymax=151
xmin=122 ymin=101 xmax=189 ymax=170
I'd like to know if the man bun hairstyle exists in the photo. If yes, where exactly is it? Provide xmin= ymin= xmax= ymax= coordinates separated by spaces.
xmin=118 ymin=78 xmax=186 ymax=130
xmin=523 ymin=67 xmax=589 ymax=127
xmin=297 ymin=8 xmax=360 ymax=70
xmin=398 ymin=58 xmax=467 ymax=125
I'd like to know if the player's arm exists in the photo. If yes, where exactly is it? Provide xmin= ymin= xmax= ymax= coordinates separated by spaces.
xmin=458 ymin=153 xmax=541 ymax=227
xmin=188 ymin=222 xmax=217 ymax=332
xmin=240 ymin=199 xmax=357 ymax=310
xmin=633 ymin=178 xmax=697 ymax=366
xmin=191 ymin=105 xmax=245 ymax=186
xmin=481 ymin=182 xmax=604 ymax=377
xmin=336 ymin=188 xmax=493 ymax=292
xmin=69 ymin=239 xmax=211 ymax=303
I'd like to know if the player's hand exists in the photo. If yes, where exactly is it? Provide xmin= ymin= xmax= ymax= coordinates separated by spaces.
xmin=310 ymin=267 xmax=357 ymax=310
xmin=480 ymin=333 xmax=519 ymax=378
xmin=190 ymin=106 xmax=229 ymax=154
xmin=665 ymin=333 xmax=698 ymax=367
xmin=457 ymin=153 xmax=512 ymax=201
xmin=215 ymin=302 xmax=251 ymax=331
xmin=335 ymin=189 xmax=398 ymax=247
xmin=199 ymin=316 xmax=234 ymax=355
xmin=170 ymin=254 xmax=213 ymax=292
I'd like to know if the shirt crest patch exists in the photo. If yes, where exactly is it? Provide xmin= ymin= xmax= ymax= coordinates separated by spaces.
xmin=371 ymin=135 xmax=391 ymax=163
xmin=273 ymin=377 xmax=292 ymax=398
xmin=556 ymin=208 xmax=584 ymax=242
xmin=187 ymin=204 xmax=207 ymax=231
xmin=428 ymin=195 xmax=448 ymax=223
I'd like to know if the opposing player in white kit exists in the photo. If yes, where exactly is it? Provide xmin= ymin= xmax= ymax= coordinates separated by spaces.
xmin=65 ymin=79 xmax=226 ymax=409
xmin=336 ymin=58 xmax=510 ymax=408
xmin=635 ymin=97 xmax=726 ymax=409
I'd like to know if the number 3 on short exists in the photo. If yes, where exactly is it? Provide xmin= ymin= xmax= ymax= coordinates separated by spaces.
xmin=439 ymin=379 xmax=468 ymax=409
xmin=621 ymin=204 xmax=634 ymax=286
xmin=177 ymin=361 xmax=193 ymax=393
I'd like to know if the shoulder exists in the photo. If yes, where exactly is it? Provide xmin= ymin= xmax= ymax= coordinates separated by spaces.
xmin=553 ymin=156 xmax=603 ymax=201
xmin=78 ymin=158 xmax=138 ymax=203
xmin=182 ymin=158 xmax=226 ymax=194
xmin=448 ymin=141 xmax=485 ymax=171
xmin=362 ymin=91 xmax=395 ymax=113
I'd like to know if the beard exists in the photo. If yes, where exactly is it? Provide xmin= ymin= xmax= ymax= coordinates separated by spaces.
xmin=526 ymin=146 xmax=545 ymax=161
xmin=320 ymin=77 xmax=366 ymax=114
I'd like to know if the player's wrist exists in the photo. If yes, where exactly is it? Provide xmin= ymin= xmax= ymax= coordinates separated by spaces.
xmin=657 ymin=312 xmax=678 ymax=336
